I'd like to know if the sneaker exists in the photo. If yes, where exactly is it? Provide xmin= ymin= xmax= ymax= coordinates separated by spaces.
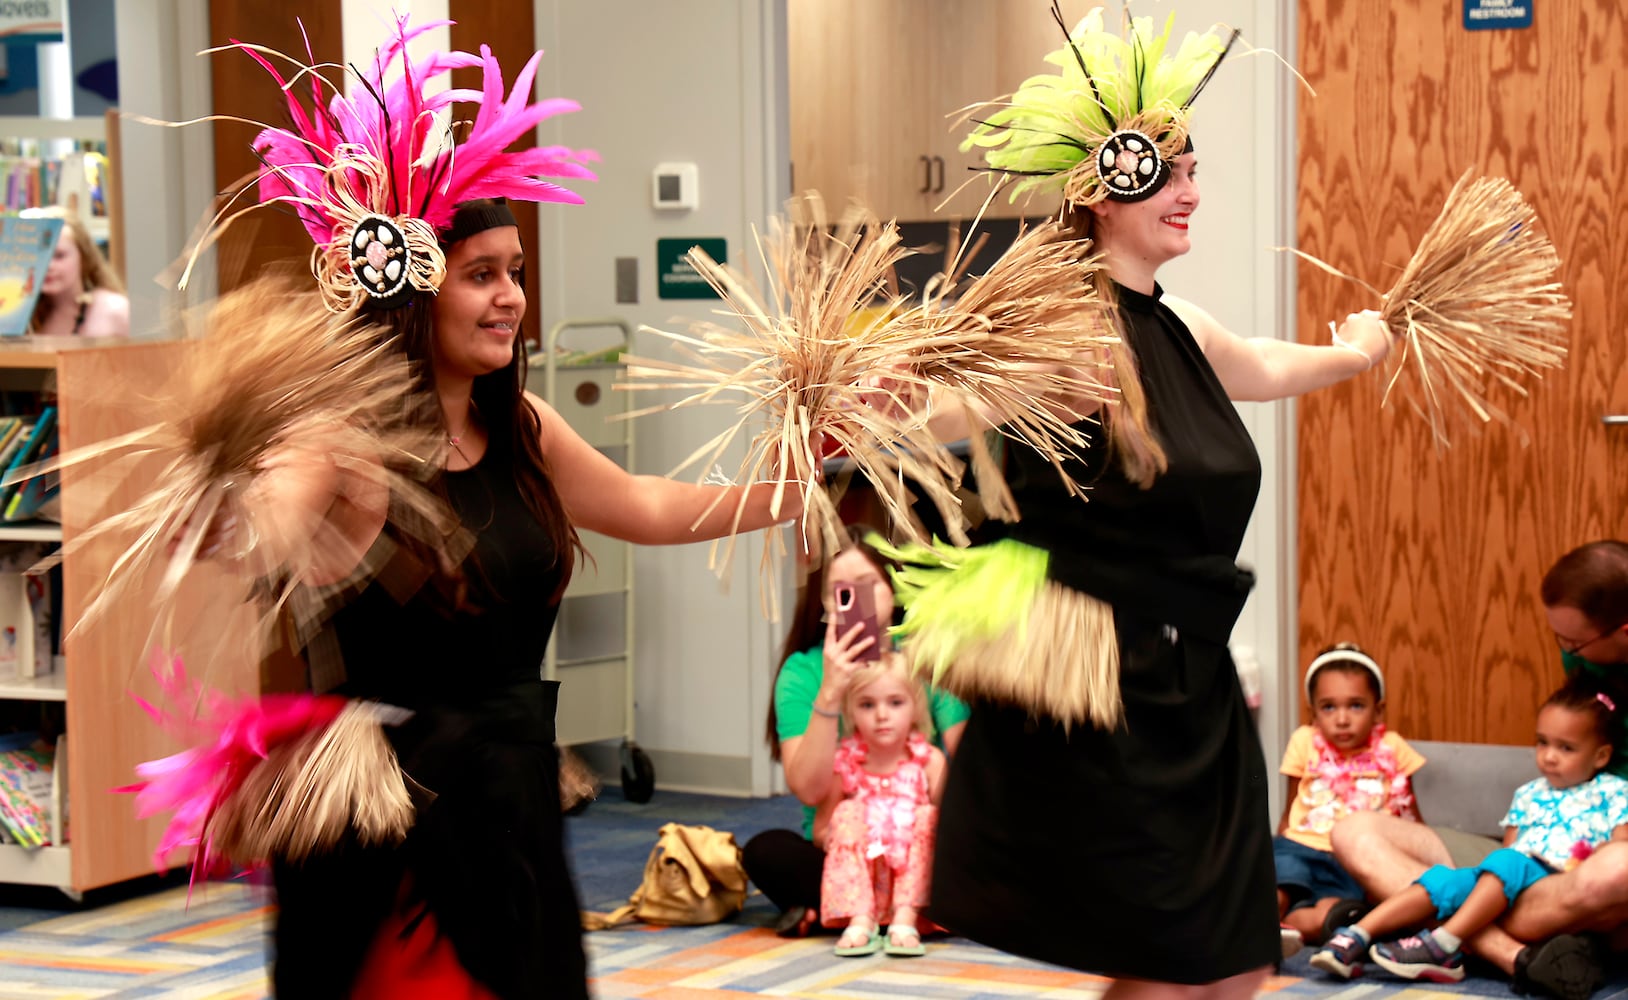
xmin=1281 ymin=925 xmax=1305 ymax=959
xmin=1309 ymin=926 xmax=1369 ymax=979
xmin=1371 ymin=929 xmax=1467 ymax=983
xmin=1321 ymin=897 xmax=1372 ymax=942
xmin=1514 ymin=934 xmax=1604 ymax=1000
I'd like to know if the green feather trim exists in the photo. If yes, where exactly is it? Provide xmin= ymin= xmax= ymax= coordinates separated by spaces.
xmin=875 ymin=537 xmax=1051 ymax=685
xmin=963 ymin=8 xmax=1232 ymax=205
xmin=873 ymin=534 xmax=1125 ymax=729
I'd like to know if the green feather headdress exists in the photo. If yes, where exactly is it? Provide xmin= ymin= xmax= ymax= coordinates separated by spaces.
xmin=963 ymin=3 xmax=1239 ymax=207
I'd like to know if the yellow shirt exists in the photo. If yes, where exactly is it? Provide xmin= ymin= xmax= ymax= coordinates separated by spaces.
xmin=1280 ymin=725 xmax=1425 ymax=853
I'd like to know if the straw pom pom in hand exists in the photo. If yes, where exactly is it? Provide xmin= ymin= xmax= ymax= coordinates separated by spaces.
xmin=623 ymin=195 xmax=1120 ymax=603
xmin=1292 ymin=170 xmax=1571 ymax=446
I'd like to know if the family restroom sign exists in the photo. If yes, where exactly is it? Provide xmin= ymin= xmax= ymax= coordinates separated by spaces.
xmin=1463 ymin=0 xmax=1532 ymax=29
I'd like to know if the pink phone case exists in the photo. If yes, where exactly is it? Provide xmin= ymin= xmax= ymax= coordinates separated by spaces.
xmin=834 ymin=583 xmax=883 ymax=661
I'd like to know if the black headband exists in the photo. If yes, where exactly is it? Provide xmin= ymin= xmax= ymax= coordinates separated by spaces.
xmin=440 ymin=200 xmax=519 ymax=247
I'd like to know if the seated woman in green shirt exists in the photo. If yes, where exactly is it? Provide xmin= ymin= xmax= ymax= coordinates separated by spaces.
xmin=742 ymin=526 xmax=969 ymax=936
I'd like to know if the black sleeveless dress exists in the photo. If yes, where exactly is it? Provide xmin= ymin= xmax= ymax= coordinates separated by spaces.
xmin=929 ymin=282 xmax=1279 ymax=982
xmin=271 ymin=448 xmax=587 ymax=1000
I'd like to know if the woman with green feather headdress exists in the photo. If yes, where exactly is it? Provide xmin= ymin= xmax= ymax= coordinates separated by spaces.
xmin=883 ymin=3 xmax=1399 ymax=994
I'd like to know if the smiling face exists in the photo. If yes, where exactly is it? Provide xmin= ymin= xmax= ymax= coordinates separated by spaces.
xmin=1310 ymin=667 xmax=1383 ymax=752
xmin=1091 ymin=152 xmax=1200 ymax=280
xmin=1535 ymin=702 xmax=1613 ymax=789
xmin=431 ymin=225 xmax=525 ymax=381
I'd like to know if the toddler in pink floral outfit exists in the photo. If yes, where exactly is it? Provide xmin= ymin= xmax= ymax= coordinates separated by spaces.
xmin=819 ymin=654 xmax=946 ymax=958
xmin=1277 ymin=643 xmax=1426 ymax=955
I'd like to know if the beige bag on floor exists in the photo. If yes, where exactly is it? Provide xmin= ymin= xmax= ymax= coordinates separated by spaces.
xmin=581 ymin=822 xmax=748 ymax=929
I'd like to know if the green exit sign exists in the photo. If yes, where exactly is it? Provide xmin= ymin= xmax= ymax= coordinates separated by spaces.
xmin=656 ymin=238 xmax=726 ymax=300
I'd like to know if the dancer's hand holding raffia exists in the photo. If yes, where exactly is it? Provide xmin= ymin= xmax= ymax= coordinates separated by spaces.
xmin=1290 ymin=171 xmax=1571 ymax=445
xmin=7 ymin=279 xmax=460 ymax=667
xmin=622 ymin=195 xmax=1120 ymax=577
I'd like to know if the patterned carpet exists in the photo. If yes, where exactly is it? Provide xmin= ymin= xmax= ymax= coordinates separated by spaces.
xmin=0 ymin=788 xmax=1624 ymax=999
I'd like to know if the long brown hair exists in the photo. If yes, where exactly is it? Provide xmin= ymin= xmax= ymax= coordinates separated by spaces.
xmin=365 ymin=203 xmax=583 ymax=599
xmin=28 ymin=208 xmax=124 ymax=334
xmin=765 ymin=526 xmax=897 ymax=760
xmin=1060 ymin=204 xmax=1167 ymax=486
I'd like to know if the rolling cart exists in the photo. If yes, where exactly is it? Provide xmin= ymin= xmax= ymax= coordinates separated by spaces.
xmin=532 ymin=318 xmax=654 ymax=803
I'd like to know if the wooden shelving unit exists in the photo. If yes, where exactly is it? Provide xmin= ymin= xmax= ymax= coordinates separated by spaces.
xmin=0 ymin=341 xmax=257 ymax=894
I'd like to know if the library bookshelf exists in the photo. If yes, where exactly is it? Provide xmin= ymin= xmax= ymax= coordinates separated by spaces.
xmin=0 ymin=340 xmax=258 ymax=894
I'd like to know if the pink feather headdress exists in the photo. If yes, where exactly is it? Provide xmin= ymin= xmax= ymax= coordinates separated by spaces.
xmin=205 ymin=15 xmax=595 ymax=312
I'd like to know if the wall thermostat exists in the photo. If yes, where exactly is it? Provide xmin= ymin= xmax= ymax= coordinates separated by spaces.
xmin=652 ymin=162 xmax=699 ymax=211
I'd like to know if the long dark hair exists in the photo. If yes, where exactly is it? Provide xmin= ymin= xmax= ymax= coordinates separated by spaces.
xmin=365 ymin=203 xmax=583 ymax=600
xmin=764 ymin=526 xmax=897 ymax=761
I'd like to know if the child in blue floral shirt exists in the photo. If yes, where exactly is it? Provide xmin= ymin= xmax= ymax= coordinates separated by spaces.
xmin=1312 ymin=672 xmax=1628 ymax=983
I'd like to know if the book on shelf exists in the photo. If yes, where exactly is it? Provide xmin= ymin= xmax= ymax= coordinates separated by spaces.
xmin=3 ymin=425 xmax=57 ymax=522
xmin=0 ymin=215 xmax=63 ymax=337
xmin=0 ymin=541 xmax=54 ymax=681
xmin=0 ymin=733 xmax=52 ymax=849
xmin=0 ymin=406 xmax=54 ymax=514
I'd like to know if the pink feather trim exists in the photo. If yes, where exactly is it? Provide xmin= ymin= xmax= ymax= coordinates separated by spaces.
xmin=118 ymin=653 xmax=346 ymax=882
xmin=235 ymin=13 xmax=594 ymax=250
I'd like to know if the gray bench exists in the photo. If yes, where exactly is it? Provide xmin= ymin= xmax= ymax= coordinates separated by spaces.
xmin=1409 ymin=740 xmax=1539 ymax=865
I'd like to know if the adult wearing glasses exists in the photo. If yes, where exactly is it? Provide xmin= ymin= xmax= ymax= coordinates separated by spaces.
xmin=1331 ymin=540 xmax=1628 ymax=1000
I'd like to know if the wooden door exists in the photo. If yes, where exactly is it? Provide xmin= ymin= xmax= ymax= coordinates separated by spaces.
xmin=788 ymin=0 xmax=1086 ymax=222
xmin=789 ymin=0 xmax=939 ymax=218
xmin=956 ymin=0 xmax=1097 ymax=220
xmin=450 ymin=0 xmax=543 ymax=348
xmin=208 ymin=0 xmax=344 ymax=291
xmin=1296 ymin=0 xmax=1628 ymax=744
xmin=923 ymin=0 xmax=997 ymax=219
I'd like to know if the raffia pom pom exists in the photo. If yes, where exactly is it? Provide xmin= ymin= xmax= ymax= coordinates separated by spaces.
xmin=1287 ymin=171 xmax=1571 ymax=447
xmin=622 ymin=193 xmax=1120 ymax=618
xmin=206 ymin=700 xmax=416 ymax=865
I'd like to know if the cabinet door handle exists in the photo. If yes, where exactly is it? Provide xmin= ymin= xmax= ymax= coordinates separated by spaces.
xmin=919 ymin=155 xmax=932 ymax=194
xmin=932 ymin=155 xmax=945 ymax=194
xmin=1604 ymin=415 xmax=1628 ymax=426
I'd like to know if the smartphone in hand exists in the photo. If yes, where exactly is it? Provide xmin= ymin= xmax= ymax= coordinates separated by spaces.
xmin=833 ymin=582 xmax=883 ymax=661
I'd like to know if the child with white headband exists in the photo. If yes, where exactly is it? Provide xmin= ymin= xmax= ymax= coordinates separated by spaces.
xmin=1276 ymin=643 xmax=1426 ymax=956
xmin=1313 ymin=671 xmax=1628 ymax=983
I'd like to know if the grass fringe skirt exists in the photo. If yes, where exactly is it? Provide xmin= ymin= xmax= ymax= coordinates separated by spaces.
xmin=878 ymin=538 xmax=1123 ymax=730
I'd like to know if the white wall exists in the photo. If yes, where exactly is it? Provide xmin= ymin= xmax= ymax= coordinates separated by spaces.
xmin=534 ymin=0 xmax=789 ymax=795
xmin=113 ymin=0 xmax=214 ymax=337
xmin=1158 ymin=0 xmax=1300 ymax=818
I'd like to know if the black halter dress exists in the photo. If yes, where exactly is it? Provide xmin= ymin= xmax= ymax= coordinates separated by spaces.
xmin=929 ymin=282 xmax=1279 ymax=982
xmin=271 ymin=447 xmax=587 ymax=1000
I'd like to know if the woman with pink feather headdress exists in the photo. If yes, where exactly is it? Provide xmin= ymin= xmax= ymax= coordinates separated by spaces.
xmin=101 ymin=15 xmax=804 ymax=1000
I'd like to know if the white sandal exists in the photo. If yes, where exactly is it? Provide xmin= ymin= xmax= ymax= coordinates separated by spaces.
xmin=885 ymin=922 xmax=925 ymax=957
xmin=834 ymin=918 xmax=882 ymax=956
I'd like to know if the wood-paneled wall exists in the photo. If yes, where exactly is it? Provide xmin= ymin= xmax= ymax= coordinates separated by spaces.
xmin=207 ymin=0 xmax=344 ymax=290
xmin=1296 ymin=0 xmax=1628 ymax=743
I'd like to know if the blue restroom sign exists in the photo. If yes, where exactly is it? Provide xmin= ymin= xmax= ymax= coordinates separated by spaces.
xmin=1463 ymin=0 xmax=1532 ymax=30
